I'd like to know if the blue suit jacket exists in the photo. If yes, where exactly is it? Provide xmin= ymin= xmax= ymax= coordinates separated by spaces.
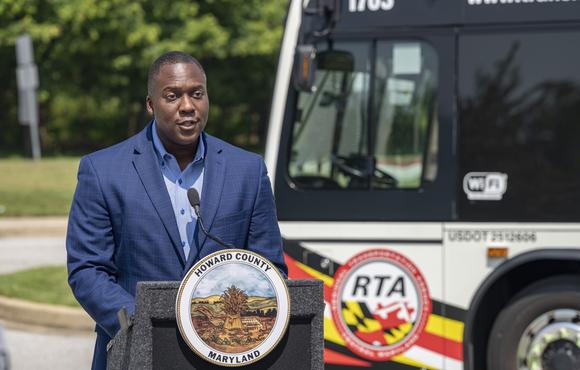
xmin=66 ymin=123 xmax=287 ymax=339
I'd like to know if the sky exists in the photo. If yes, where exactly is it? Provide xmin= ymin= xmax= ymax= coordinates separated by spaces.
xmin=192 ymin=263 xmax=276 ymax=299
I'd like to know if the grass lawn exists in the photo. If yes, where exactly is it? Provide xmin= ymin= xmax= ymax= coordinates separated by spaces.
xmin=0 ymin=157 xmax=81 ymax=216
xmin=0 ymin=157 xmax=82 ymax=306
xmin=0 ymin=265 xmax=81 ymax=308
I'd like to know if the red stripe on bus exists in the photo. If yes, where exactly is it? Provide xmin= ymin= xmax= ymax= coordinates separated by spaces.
xmin=414 ymin=331 xmax=463 ymax=361
xmin=285 ymin=253 xmax=334 ymax=298
xmin=324 ymin=349 xmax=372 ymax=367
xmin=285 ymin=253 xmax=315 ymax=280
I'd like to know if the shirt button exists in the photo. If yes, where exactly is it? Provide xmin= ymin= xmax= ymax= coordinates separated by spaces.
xmin=180 ymin=209 xmax=185 ymax=215
xmin=161 ymin=161 xmax=165 ymax=167
xmin=167 ymin=155 xmax=172 ymax=160
xmin=178 ymin=179 xmax=183 ymax=185
xmin=182 ymin=241 xmax=186 ymax=246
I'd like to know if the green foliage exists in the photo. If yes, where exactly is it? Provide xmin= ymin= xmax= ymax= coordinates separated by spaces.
xmin=0 ymin=265 xmax=80 ymax=307
xmin=0 ymin=0 xmax=288 ymax=155
xmin=0 ymin=157 xmax=80 ymax=216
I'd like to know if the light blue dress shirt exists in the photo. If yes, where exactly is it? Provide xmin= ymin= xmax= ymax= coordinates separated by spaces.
xmin=152 ymin=120 xmax=205 ymax=260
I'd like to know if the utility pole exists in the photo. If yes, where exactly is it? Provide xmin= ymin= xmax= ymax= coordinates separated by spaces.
xmin=15 ymin=33 xmax=41 ymax=160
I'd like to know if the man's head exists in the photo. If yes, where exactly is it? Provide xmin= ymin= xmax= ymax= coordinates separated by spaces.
xmin=147 ymin=51 xmax=205 ymax=96
xmin=146 ymin=51 xmax=209 ymax=157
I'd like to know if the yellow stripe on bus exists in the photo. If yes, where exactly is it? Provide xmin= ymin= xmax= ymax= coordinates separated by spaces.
xmin=424 ymin=314 xmax=464 ymax=343
xmin=325 ymin=314 xmax=464 ymax=345
xmin=324 ymin=316 xmax=346 ymax=345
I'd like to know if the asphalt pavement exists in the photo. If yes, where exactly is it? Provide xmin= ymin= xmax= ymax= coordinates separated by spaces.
xmin=0 ymin=217 xmax=96 ymax=370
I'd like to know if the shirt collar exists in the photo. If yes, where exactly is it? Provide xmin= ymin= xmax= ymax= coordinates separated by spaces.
xmin=151 ymin=119 xmax=205 ymax=167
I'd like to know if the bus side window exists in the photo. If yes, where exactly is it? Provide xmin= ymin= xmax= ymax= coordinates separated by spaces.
xmin=458 ymin=30 xmax=580 ymax=220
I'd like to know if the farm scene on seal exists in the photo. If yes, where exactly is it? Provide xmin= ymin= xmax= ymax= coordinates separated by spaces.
xmin=190 ymin=264 xmax=279 ymax=354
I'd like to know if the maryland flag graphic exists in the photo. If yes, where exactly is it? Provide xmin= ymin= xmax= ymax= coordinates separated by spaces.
xmin=342 ymin=301 xmax=415 ymax=348
xmin=285 ymin=244 xmax=465 ymax=370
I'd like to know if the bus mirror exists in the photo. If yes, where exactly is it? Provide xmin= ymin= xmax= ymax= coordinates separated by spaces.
xmin=293 ymin=44 xmax=317 ymax=92
xmin=293 ymin=48 xmax=355 ymax=93
xmin=317 ymin=50 xmax=354 ymax=72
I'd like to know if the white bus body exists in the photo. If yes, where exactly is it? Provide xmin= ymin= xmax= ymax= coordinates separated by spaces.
xmin=265 ymin=1 xmax=580 ymax=369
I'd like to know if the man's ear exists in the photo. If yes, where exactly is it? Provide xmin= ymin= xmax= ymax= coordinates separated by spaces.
xmin=146 ymin=95 xmax=154 ymax=116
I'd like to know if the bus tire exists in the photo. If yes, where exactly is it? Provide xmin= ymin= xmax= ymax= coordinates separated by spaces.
xmin=487 ymin=276 xmax=580 ymax=370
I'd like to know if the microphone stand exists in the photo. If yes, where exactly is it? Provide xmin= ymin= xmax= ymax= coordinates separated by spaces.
xmin=192 ymin=205 xmax=235 ymax=249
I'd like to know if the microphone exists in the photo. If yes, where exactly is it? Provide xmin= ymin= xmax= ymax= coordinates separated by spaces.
xmin=187 ymin=188 xmax=235 ymax=249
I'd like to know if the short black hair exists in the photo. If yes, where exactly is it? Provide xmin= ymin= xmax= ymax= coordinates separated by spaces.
xmin=147 ymin=51 xmax=206 ymax=96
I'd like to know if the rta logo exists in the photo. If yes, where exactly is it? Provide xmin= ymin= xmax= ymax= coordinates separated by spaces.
xmin=331 ymin=250 xmax=431 ymax=361
xmin=463 ymin=172 xmax=508 ymax=201
xmin=351 ymin=275 xmax=406 ymax=298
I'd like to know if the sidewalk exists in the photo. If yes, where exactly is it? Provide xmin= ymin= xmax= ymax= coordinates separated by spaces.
xmin=0 ymin=216 xmax=68 ymax=237
xmin=0 ymin=216 xmax=95 ymax=369
xmin=0 ymin=216 xmax=94 ymax=331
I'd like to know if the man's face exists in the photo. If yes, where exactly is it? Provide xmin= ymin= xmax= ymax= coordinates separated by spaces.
xmin=146 ymin=63 xmax=209 ymax=152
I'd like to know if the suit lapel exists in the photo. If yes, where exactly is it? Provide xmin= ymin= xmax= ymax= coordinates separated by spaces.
xmin=132 ymin=123 xmax=186 ymax=266
xmin=185 ymin=133 xmax=227 ymax=270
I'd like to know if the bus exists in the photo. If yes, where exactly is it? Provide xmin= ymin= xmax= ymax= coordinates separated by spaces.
xmin=263 ymin=0 xmax=580 ymax=369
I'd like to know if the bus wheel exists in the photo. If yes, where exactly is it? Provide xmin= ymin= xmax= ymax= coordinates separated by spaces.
xmin=487 ymin=278 xmax=580 ymax=370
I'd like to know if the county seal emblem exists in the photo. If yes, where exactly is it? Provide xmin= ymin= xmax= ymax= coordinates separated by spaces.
xmin=176 ymin=250 xmax=290 ymax=366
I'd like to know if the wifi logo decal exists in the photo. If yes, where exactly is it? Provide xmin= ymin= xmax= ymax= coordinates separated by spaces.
xmin=463 ymin=172 xmax=508 ymax=201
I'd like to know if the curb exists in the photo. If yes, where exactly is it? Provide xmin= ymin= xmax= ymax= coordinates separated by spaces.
xmin=0 ymin=217 xmax=95 ymax=334
xmin=0 ymin=216 xmax=68 ymax=237
xmin=0 ymin=295 xmax=94 ymax=333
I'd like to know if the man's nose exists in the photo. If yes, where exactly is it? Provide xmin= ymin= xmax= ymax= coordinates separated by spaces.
xmin=180 ymin=94 xmax=195 ymax=113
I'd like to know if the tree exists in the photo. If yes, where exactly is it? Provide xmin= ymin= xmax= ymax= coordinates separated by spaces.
xmin=0 ymin=0 xmax=288 ymax=155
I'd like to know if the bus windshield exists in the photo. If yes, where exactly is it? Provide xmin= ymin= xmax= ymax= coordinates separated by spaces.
xmin=288 ymin=40 xmax=439 ymax=190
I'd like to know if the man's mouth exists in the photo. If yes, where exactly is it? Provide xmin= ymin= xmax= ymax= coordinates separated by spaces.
xmin=178 ymin=120 xmax=197 ymax=127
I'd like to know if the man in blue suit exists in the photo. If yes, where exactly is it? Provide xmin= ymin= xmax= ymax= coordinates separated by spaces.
xmin=66 ymin=51 xmax=288 ymax=369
